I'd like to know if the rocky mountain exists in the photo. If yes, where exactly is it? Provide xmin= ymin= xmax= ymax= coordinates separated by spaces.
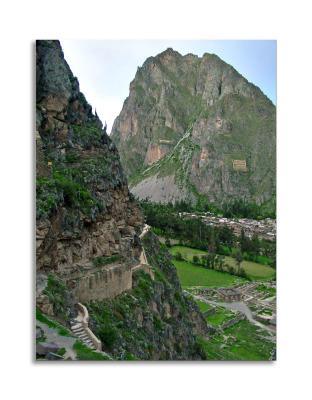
xmin=111 ymin=48 xmax=276 ymax=211
xmin=36 ymin=40 xmax=207 ymax=360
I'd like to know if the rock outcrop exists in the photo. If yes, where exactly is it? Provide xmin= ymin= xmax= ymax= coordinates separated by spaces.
xmin=36 ymin=40 xmax=145 ymax=318
xmin=111 ymin=48 xmax=276 ymax=211
xmin=36 ymin=41 xmax=207 ymax=360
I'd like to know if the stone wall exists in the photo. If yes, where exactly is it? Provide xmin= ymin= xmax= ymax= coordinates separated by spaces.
xmin=66 ymin=263 xmax=133 ymax=303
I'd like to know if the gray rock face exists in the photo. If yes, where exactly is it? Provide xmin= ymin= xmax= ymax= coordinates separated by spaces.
xmin=36 ymin=342 xmax=59 ymax=356
xmin=36 ymin=40 xmax=144 ymax=277
xmin=131 ymin=175 xmax=191 ymax=204
xmin=36 ymin=326 xmax=44 ymax=340
xmin=111 ymin=48 xmax=276 ymax=210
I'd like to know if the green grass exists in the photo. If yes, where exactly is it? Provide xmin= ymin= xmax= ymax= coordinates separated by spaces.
xmin=43 ymin=274 xmax=68 ymax=318
xmin=57 ymin=347 xmax=66 ymax=357
xmin=256 ymin=284 xmax=276 ymax=297
xmin=172 ymin=259 xmax=245 ymax=288
xmin=170 ymin=245 xmax=275 ymax=281
xmin=170 ymin=245 xmax=207 ymax=259
xmin=223 ymin=256 xmax=275 ymax=280
xmin=198 ymin=319 xmax=274 ymax=361
xmin=195 ymin=300 xmax=212 ymax=313
xmin=206 ymin=308 xmax=237 ymax=327
xmin=73 ymin=341 xmax=112 ymax=361
xmin=92 ymin=254 xmax=121 ymax=267
xmin=36 ymin=308 xmax=73 ymax=337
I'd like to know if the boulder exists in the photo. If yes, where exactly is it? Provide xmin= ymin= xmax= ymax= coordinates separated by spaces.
xmin=36 ymin=326 xmax=44 ymax=340
xmin=36 ymin=342 xmax=59 ymax=356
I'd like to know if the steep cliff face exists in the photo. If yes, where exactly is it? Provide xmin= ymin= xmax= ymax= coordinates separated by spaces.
xmin=111 ymin=48 xmax=276 ymax=210
xmin=36 ymin=41 xmax=207 ymax=360
xmin=36 ymin=40 xmax=144 ymax=314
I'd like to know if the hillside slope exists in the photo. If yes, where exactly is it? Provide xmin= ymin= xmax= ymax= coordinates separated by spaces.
xmin=111 ymin=48 xmax=276 ymax=210
xmin=36 ymin=40 xmax=207 ymax=360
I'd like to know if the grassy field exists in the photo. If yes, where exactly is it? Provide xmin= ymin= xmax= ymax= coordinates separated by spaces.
xmin=206 ymin=308 xmax=237 ymax=327
xmin=170 ymin=245 xmax=275 ymax=281
xmin=172 ymin=259 xmax=245 ymax=287
xmin=170 ymin=245 xmax=207 ymax=259
xmin=195 ymin=300 xmax=212 ymax=313
xmin=196 ymin=300 xmax=236 ymax=326
xmin=198 ymin=319 xmax=274 ymax=361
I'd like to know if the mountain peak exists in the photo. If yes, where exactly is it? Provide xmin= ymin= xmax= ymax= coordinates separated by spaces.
xmin=111 ymin=50 xmax=276 ymax=210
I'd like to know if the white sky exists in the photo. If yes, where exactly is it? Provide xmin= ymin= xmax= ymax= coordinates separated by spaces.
xmin=61 ymin=40 xmax=276 ymax=133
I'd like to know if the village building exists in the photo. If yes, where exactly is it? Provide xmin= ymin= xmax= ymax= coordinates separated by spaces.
xmin=219 ymin=288 xmax=242 ymax=302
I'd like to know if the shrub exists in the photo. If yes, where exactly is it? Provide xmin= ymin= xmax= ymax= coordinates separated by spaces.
xmin=193 ymin=255 xmax=200 ymax=264
xmin=98 ymin=326 xmax=118 ymax=349
xmin=73 ymin=341 xmax=111 ymax=360
xmin=165 ymin=238 xmax=171 ymax=247
xmin=226 ymin=265 xmax=235 ymax=275
xmin=238 ymin=267 xmax=248 ymax=279
xmin=174 ymin=252 xmax=183 ymax=261
xmin=92 ymin=255 xmax=121 ymax=267
xmin=57 ymin=347 xmax=66 ymax=356
xmin=36 ymin=168 xmax=99 ymax=219
xmin=218 ymin=245 xmax=231 ymax=256
xmin=43 ymin=274 xmax=68 ymax=318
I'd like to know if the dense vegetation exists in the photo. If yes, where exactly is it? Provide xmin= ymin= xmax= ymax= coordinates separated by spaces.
xmin=86 ymin=233 xmax=207 ymax=361
xmin=140 ymin=201 xmax=276 ymax=268
xmin=197 ymin=319 xmax=274 ymax=361
xmin=140 ymin=197 xmax=275 ymax=220
xmin=36 ymin=115 xmax=124 ymax=222
xmin=170 ymin=246 xmax=275 ymax=281
xmin=42 ymin=274 xmax=71 ymax=320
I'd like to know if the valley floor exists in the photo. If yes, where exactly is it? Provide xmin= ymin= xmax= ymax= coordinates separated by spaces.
xmin=167 ymin=244 xmax=276 ymax=361
xmin=170 ymin=245 xmax=276 ymax=281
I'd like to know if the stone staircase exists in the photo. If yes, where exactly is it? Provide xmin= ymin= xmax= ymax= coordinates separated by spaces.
xmin=70 ymin=225 xmax=153 ymax=351
xmin=70 ymin=303 xmax=102 ymax=351
xmin=70 ymin=320 xmax=96 ymax=350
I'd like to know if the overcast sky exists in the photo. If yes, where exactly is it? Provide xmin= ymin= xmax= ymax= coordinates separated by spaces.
xmin=61 ymin=40 xmax=276 ymax=133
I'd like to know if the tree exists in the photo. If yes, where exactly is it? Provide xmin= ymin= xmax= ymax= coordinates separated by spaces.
xmin=235 ymin=249 xmax=243 ymax=274
xmin=165 ymin=238 xmax=171 ymax=248
xmin=216 ymin=255 xmax=225 ymax=271
xmin=238 ymin=267 xmax=248 ymax=279
xmin=193 ymin=255 xmax=200 ymax=265
xmin=175 ymin=252 xmax=183 ymax=261
xmin=226 ymin=265 xmax=235 ymax=275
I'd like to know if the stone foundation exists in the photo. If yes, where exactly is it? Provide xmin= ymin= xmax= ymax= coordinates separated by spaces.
xmin=65 ymin=263 xmax=133 ymax=303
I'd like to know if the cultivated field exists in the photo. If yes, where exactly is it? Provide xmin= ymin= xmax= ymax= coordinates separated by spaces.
xmin=172 ymin=259 xmax=245 ymax=287
xmin=170 ymin=245 xmax=275 ymax=281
